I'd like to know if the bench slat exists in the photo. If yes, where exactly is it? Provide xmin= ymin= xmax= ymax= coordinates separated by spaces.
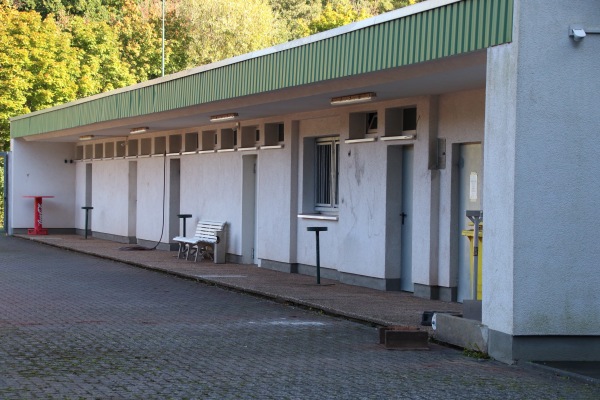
xmin=173 ymin=220 xmax=225 ymax=245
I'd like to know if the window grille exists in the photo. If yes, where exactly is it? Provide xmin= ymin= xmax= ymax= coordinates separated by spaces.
xmin=315 ymin=137 xmax=339 ymax=210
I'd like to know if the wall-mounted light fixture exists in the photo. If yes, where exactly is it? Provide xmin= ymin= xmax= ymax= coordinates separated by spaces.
xmin=331 ymin=92 xmax=376 ymax=106
xmin=569 ymin=25 xmax=587 ymax=42
xmin=130 ymin=127 xmax=149 ymax=134
xmin=569 ymin=25 xmax=600 ymax=42
xmin=79 ymin=135 xmax=94 ymax=141
xmin=210 ymin=113 xmax=239 ymax=122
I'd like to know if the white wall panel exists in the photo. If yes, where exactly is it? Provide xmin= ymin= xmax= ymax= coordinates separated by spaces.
xmin=9 ymin=140 xmax=76 ymax=230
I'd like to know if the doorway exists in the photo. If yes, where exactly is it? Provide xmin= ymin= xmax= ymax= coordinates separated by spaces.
xmin=400 ymin=145 xmax=414 ymax=292
xmin=0 ymin=152 xmax=7 ymax=233
xmin=457 ymin=143 xmax=483 ymax=302
xmin=169 ymin=159 xmax=181 ymax=246
xmin=128 ymin=161 xmax=138 ymax=241
xmin=241 ymin=155 xmax=257 ymax=264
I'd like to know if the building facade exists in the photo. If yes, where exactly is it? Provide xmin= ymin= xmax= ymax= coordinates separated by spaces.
xmin=8 ymin=0 xmax=600 ymax=363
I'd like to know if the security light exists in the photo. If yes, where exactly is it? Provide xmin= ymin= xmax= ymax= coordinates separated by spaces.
xmin=130 ymin=127 xmax=149 ymax=134
xmin=210 ymin=113 xmax=239 ymax=122
xmin=331 ymin=92 xmax=376 ymax=106
xmin=569 ymin=26 xmax=586 ymax=42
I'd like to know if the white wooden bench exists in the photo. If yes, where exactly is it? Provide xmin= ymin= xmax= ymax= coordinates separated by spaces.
xmin=173 ymin=220 xmax=227 ymax=263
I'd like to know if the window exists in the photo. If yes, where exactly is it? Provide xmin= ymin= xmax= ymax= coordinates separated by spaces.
xmin=315 ymin=137 xmax=340 ymax=210
xmin=366 ymin=112 xmax=378 ymax=134
xmin=349 ymin=111 xmax=378 ymax=140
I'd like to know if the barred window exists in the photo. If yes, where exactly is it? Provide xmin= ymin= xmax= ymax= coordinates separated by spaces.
xmin=315 ymin=137 xmax=339 ymax=210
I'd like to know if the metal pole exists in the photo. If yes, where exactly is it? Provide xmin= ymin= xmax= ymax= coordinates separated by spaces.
xmin=315 ymin=230 xmax=321 ymax=284
xmin=307 ymin=227 xmax=327 ymax=285
xmin=82 ymin=206 xmax=93 ymax=239
xmin=85 ymin=209 xmax=89 ymax=239
xmin=162 ymin=0 xmax=165 ymax=77
xmin=472 ymin=219 xmax=479 ymax=299
xmin=466 ymin=210 xmax=483 ymax=300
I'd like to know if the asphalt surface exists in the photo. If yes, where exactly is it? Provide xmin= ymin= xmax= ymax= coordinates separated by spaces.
xmin=1 ymin=235 xmax=598 ymax=399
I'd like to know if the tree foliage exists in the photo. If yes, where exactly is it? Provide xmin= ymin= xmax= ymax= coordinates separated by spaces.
xmin=63 ymin=15 xmax=136 ymax=97
xmin=269 ymin=0 xmax=322 ymax=40
xmin=1 ymin=0 xmax=429 ymax=150
xmin=0 ymin=4 xmax=79 ymax=150
xmin=180 ymin=0 xmax=286 ymax=67
xmin=299 ymin=0 xmax=373 ymax=36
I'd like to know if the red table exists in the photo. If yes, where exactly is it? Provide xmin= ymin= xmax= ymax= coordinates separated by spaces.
xmin=23 ymin=196 xmax=54 ymax=235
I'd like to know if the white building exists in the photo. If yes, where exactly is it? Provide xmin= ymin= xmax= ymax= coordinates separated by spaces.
xmin=7 ymin=0 xmax=600 ymax=363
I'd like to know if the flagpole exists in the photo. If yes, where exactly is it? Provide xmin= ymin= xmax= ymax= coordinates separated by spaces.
xmin=162 ymin=0 xmax=165 ymax=77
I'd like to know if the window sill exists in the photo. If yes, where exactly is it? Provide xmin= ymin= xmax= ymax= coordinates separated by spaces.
xmin=297 ymin=214 xmax=339 ymax=221
xmin=344 ymin=137 xmax=377 ymax=144
xmin=380 ymin=132 xmax=417 ymax=141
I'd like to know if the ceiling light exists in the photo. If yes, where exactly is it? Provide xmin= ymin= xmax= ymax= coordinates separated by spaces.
xmin=210 ymin=113 xmax=238 ymax=122
xmin=331 ymin=92 xmax=376 ymax=106
xmin=130 ymin=127 xmax=149 ymax=134
xmin=79 ymin=135 xmax=94 ymax=141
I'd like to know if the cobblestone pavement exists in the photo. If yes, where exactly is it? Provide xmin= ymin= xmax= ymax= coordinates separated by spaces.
xmin=0 ymin=236 xmax=597 ymax=399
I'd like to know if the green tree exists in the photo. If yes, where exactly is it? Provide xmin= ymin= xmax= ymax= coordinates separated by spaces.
xmin=12 ymin=0 xmax=108 ymax=20
xmin=111 ymin=0 xmax=190 ymax=81
xmin=0 ymin=4 xmax=79 ymax=150
xmin=269 ymin=0 xmax=322 ymax=40
xmin=63 ymin=16 xmax=136 ymax=97
xmin=299 ymin=0 xmax=373 ymax=36
xmin=180 ymin=0 xmax=286 ymax=67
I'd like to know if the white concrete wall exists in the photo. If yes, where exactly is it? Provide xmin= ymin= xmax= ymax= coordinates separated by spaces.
xmin=337 ymin=138 xmax=388 ymax=277
xmin=8 ymin=139 xmax=76 ymax=231
xmin=91 ymin=159 xmax=130 ymax=237
xmin=181 ymin=152 xmax=243 ymax=255
xmin=256 ymin=120 xmax=296 ymax=264
xmin=484 ymin=0 xmax=600 ymax=336
xmin=136 ymin=157 xmax=170 ymax=243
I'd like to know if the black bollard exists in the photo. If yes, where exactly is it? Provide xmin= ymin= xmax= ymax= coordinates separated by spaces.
xmin=81 ymin=206 xmax=93 ymax=239
xmin=307 ymin=227 xmax=328 ymax=284
xmin=177 ymin=214 xmax=193 ymax=236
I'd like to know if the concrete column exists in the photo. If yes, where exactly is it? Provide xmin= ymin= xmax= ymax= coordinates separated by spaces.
xmin=412 ymin=96 xmax=441 ymax=299
xmin=484 ymin=0 xmax=600 ymax=362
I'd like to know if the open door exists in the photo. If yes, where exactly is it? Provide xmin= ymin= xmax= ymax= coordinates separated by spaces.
xmin=241 ymin=155 xmax=258 ymax=264
xmin=457 ymin=143 xmax=483 ymax=302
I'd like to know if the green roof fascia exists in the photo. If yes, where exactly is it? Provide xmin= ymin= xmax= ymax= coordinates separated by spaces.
xmin=10 ymin=0 xmax=513 ymax=138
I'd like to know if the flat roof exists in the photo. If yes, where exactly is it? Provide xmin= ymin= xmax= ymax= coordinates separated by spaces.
xmin=10 ymin=0 xmax=513 ymax=138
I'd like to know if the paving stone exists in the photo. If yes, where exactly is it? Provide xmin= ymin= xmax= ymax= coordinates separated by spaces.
xmin=0 ymin=235 xmax=597 ymax=399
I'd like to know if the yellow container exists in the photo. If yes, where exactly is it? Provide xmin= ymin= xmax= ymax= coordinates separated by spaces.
xmin=461 ymin=227 xmax=483 ymax=300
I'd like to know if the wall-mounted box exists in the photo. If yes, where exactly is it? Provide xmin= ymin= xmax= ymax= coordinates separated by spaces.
xmin=200 ymin=130 xmax=216 ymax=152
xmin=105 ymin=142 xmax=115 ymax=158
xmin=168 ymin=134 xmax=182 ymax=155
xmin=218 ymin=128 xmax=236 ymax=151
xmin=154 ymin=137 xmax=166 ymax=155
xmin=127 ymin=139 xmax=138 ymax=157
xmin=184 ymin=132 xmax=198 ymax=153
xmin=140 ymin=138 xmax=151 ymax=156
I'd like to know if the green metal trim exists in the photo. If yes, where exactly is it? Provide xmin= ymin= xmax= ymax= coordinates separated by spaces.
xmin=11 ymin=0 xmax=513 ymax=138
